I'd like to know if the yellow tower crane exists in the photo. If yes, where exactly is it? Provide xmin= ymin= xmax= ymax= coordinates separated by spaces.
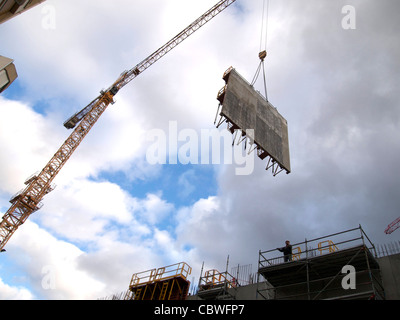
xmin=0 ymin=0 xmax=237 ymax=251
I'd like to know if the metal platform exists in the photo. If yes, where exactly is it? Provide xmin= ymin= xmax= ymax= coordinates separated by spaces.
xmin=124 ymin=262 xmax=192 ymax=300
xmin=197 ymin=269 xmax=237 ymax=300
xmin=257 ymin=226 xmax=385 ymax=300
xmin=259 ymin=245 xmax=379 ymax=287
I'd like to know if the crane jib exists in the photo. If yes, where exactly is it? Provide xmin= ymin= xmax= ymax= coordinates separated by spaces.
xmin=0 ymin=0 xmax=237 ymax=250
xmin=63 ymin=0 xmax=237 ymax=129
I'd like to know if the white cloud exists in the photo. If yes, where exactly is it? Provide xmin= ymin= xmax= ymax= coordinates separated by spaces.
xmin=177 ymin=169 xmax=196 ymax=198
xmin=6 ymin=221 xmax=105 ymax=299
xmin=0 ymin=96 xmax=63 ymax=193
xmin=176 ymin=197 xmax=230 ymax=258
xmin=38 ymin=179 xmax=135 ymax=242
xmin=0 ymin=278 xmax=34 ymax=300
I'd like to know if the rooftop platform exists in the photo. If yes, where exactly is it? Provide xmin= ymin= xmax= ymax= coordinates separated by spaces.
xmin=197 ymin=269 xmax=237 ymax=300
xmin=125 ymin=262 xmax=192 ymax=300
xmin=257 ymin=226 xmax=385 ymax=300
xmin=259 ymin=245 xmax=379 ymax=287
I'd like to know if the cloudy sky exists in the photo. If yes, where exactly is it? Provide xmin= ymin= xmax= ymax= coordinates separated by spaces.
xmin=0 ymin=0 xmax=399 ymax=299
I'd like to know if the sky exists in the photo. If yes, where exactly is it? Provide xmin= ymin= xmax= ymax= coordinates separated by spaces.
xmin=0 ymin=0 xmax=399 ymax=300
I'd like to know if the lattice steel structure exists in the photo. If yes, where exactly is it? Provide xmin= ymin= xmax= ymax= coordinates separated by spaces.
xmin=0 ymin=0 xmax=237 ymax=250
xmin=197 ymin=269 xmax=238 ymax=300
xmin=385 ymin=217 xmax=400 ymax=235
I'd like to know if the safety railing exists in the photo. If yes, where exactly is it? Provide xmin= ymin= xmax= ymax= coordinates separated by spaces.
xmin=129 ymin=262 xmax=192 ymax=288
xmin=258 ymin=226 xmax=376 ymax=268
xmin=199 ymin=269 xmax=237 ymax=290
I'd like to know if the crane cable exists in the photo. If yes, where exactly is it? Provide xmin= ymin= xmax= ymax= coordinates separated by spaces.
xmin=251 ymin=0 xmax=270 ymax=101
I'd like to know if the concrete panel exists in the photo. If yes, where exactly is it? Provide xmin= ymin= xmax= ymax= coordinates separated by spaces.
xmin=219 ymin=68 xmax=290 ymax=173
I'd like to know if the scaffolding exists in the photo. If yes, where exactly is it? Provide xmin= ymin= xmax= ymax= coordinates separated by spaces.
xmin=124 ymin=262 xmax=192 ymax=300
xmin=197 ymin=269 xmax=238 ymax=300
xmin=257 ymin=226 xmax=385 ymax=300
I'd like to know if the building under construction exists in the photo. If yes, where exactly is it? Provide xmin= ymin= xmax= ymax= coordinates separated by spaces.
xmin=0 ymin=0 xmax=46 ymax=24
xmin=256 ymin=226 xmax=384 ymax=300
xmin=118 ymin=226 xmax=400 ymax=301
xmin=0 ymin=55 xmax=17 ymax=93
xmin=1 ymin=0 xmax=399 ymax=302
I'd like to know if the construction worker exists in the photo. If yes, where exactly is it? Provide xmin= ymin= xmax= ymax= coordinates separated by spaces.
xmin=277 ymin=240 xmax=292 ymax=262
xmin=231 ymin=277 xmax=237 ymax=287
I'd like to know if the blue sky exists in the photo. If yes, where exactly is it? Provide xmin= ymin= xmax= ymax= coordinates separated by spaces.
xmin=1 ymin=0 xmax=400 ymax=299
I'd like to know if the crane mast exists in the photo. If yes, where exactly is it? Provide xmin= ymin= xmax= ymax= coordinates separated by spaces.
xmin=0 ymin=0 xmax=237 ymax=250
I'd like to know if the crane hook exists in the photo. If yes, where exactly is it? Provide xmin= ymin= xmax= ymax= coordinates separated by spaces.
xmin=259 ymin=50 xmax=267 ymax=61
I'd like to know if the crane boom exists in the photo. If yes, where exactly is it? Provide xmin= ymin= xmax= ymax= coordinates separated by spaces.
xmin=385 ymin=217 xmax=400 ymax=235
xmin=64 ymin=0 xmax=237 ymax=129
xmin=0 ymin=0 xmax=237 ymax=250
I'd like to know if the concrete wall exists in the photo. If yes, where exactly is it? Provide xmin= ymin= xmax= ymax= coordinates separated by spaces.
xmin=188 ymin=282 xmax=270 ymax=301
xmin=378 ymin=253 xmax=400 ymax=300
xmin=191 ymin=254 xmax=400 ymax=300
